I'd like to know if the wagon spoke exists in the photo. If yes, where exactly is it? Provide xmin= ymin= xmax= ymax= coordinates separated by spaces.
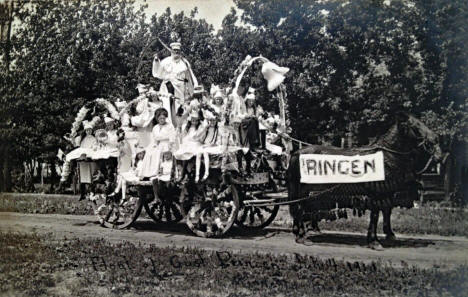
xmin=184 ymin=183 xmax=239 ymax=238
xmin=170 ymin=203 xmax=183 ymax=221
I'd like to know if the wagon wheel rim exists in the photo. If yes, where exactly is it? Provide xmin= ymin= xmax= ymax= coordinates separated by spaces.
xmin=182 ymin=183 xmax=239 ymax=238
xmin=235 ymin=173 xmax=280 ymax=229
xmin=145 ymin=194 xmax=184 ymax=223
xmin=89 ymin=192 xmax=143 ymax=229
xmin=236 ymin=204 xmax=279 ymax=229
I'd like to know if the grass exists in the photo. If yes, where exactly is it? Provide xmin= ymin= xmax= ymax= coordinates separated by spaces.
xmin=0 ymin=193 xmax=94 ymax=215
xmin=274 ymin=205 xmax=468 ymax=237
xmin=0 ymin=232 xmax=467 ymax=297
xmin=1 ymin=193 xmax=468 ymax=237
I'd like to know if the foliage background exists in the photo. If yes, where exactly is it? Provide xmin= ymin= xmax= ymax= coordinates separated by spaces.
xmin=0 ymin=0 xmax=466 ymax=191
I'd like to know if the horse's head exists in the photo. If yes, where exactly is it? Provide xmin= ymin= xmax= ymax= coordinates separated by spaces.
xmin=396 ymin=112 xmax=442 ymax=161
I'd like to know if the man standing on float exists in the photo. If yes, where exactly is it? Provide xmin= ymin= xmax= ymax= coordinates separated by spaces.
xmin=152 ymin=39 xmax=198 ymax=125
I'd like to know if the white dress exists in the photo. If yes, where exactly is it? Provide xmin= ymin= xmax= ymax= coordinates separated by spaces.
xmin=173 ymin=124 xmax=205 ymax=160
xmin=121 ymin=160 xmax=143 ymax=183
xmin=65 ymin=135 xmax=97 ymax=161
xmin=200 ymin=126 xmax=226 ymax=155
xmin=152 ymin=55 xmax=198 ymax=104
xmin=139 ymin=122 xmax=176 ymax=178
xmin=131 ymin=97 xmax=162 ymax=147
xmin=157 ymin=159 xmax=173 ymax=182
xmin=91 ymin=129 xmax=120 ymax=160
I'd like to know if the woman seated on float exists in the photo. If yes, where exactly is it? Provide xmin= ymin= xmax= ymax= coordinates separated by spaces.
xmin=138 ymin=108 xmax=176 ymax=180
xmin=174 ymin=110 xmax=207 ymax=182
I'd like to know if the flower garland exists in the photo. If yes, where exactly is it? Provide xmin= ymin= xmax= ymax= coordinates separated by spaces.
xmin=95 ymin=98 xmax=120 ymax=120
xmin=70 ymin=106 xmax=90 ymax=139
xmin=118 ymin=95 xmax=147 ymax=117
xmin=68 ymin=98 xmax=121 ymax=140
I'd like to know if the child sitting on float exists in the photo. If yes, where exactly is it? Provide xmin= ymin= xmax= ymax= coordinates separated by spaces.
xmin=104 ymin=117 xmax=119 ymax=149
xmin=174 ymin=109 xmax=207 ymax=182
xmin=199 ymin=110 xmax=250 ymax=180
xmin=210 ymin=87 xmax=225 ymax=115
xmin=196 ymin=110 xmax=220 ymax=182
xmin=139 ymin=107 xmax=176 ymax=180
xmin=108 ymin=145 xmax=146 ymax=200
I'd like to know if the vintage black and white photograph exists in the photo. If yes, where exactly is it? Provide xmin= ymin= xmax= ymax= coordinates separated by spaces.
xmin=0 ymin=0 xmax=467 ymax=296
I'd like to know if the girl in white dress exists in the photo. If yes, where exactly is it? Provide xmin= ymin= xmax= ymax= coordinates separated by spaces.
xmin=174 ymin=110 xmax=206 ymax=182
xmin=108 ymin=146 xmax=145 ymax=200
xmin=139 ymin=108 xmax=176 ymax=179
xmin=196 ymin=111 xmax=220 ymax=182
xmin=210 ymin=90 xmax=225 ymax=116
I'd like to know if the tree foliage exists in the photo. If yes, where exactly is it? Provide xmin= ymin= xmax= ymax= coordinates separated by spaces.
xmin=0 ymin=0 xmax=466 ymax=191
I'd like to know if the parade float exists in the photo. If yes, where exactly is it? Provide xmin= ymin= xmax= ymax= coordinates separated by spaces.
xmin=60 ymin=45 xmax=293 ymax=237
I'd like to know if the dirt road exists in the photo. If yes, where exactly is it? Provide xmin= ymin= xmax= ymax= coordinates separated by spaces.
xmin=1 ymin=211 xmax=467 ymax=270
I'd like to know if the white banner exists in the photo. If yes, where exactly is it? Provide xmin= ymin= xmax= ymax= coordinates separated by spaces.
xmin=299 ymin=151 xmax=385 ymax=184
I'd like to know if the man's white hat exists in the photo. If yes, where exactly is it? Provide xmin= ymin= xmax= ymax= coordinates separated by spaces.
xmin=261 ymin=61 xmax=289 ymax=91
xmin=104 ymin=116 xmax=115 ymax=124
xmin=210 ymin=84 xmax=220 ymax=97
xmin=170 ymin=42 xmax=181 ymax=50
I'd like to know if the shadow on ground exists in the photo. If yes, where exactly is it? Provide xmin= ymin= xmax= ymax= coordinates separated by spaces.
xmin=304 ymin=232 xmax=435 ymax=248
xmin=83 ymin=216 xmax=436 ymax=249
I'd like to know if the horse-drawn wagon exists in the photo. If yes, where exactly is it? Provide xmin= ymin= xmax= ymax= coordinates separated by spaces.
xmin=58 ymin=46 xmax=443 ymax=248
xmin=59 ymin=54 xmax=292 ymax=238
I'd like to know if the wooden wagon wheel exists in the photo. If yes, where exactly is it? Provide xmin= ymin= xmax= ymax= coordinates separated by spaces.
xmin=180 ymin=180 xmax=240 ymax=238
xmin=144 ymin=183 xmax=184 ymax=223
xmin=89 ymin=192 xmax=143 ymax=229
xmin=235 ymin=173 xmax=280 ymax=229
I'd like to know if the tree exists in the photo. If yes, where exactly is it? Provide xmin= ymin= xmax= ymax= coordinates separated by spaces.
xmin=3 ymin=0 xmax=149 ymax=191
xmin=233 ymin=0 xmax=466 ymax=145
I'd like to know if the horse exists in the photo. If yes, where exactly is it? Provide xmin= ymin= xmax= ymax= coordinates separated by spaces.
xmin=287 ymin=112 xmax=442 ymax=250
